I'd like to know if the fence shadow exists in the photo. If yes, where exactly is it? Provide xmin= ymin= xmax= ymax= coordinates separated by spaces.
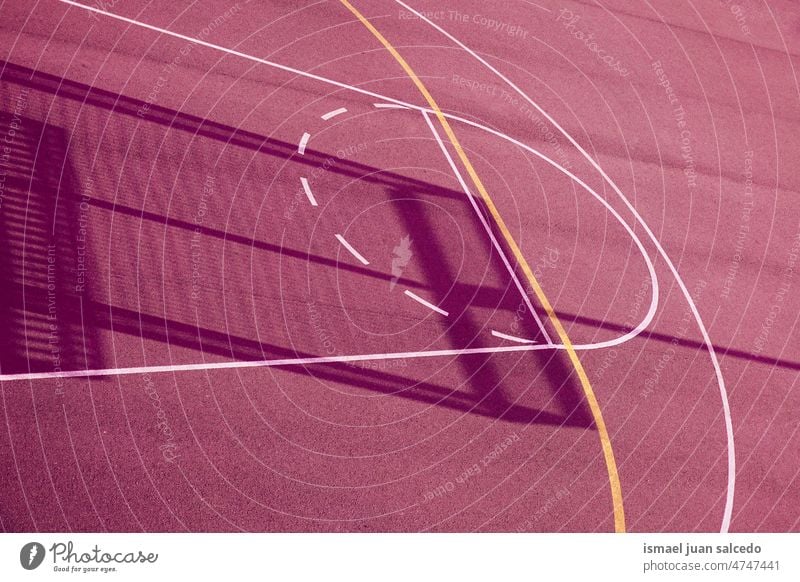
xmin=0 ymin=110 xmax=103 ymax=377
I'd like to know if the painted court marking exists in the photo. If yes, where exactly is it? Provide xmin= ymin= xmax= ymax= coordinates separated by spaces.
xmin=55 ymin=1 xmax=656 ymax=345
xmin=335 ymin=233 xmax=370 ymax=265
xmin=422 ymin=110 xmax=553 ymax=345
xmin=492 ymin=330 xmax=536 ymax=344
xmin=404 ymin=290 xmax=449 ymax=316
xmin=54 ymin=0 xmax=659 ymax=351
xmin=321 ymin=107 xmax=347 ymax=120
xmin=338 ymin=0 xmax=625 ymax=532
xmin=300 ymin=177 xmax=318 ymax=206
xmin=395 ymin=0 xmax=732 ymax=533
xmin=0 ymin=344 xmax=559 ymax=382
xmin=57 ymin=1 xmax=655 ymax=351
xmin=298 ymin=132 xmax=311 ymax=154
xmin=373 ymin=103 xmax=408 ymax=109
xmin=46 ymin=0 xmax=734 ymax=533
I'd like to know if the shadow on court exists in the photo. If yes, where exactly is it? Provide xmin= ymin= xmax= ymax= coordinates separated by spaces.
xmin=5 ymin=58 xmax=780 ymax=436
xmin=0 ymin=110 xmax=103 ymax=378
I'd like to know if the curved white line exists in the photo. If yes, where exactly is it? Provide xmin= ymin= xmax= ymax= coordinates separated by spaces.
xmin=57 ymin=2 xmax=659 ymax=345
xmin=404 ymin=290 xmax=449 ymax=316
xmin=421 ymin=109 xmax=657 ymax=351
xmin=335 ymin=233 xmax=370 ymax=265
xmin=300 ymin=177 xmax=318 ymax=206
xmin=56 ymin=1 xmax=658 ymax=350
xmin=321 ymin=107 xmax=347 ymax=120
xmin=373 ymin=103 xmax=408 ymax=109
xmin=394 ymin=0 xmax=734 ymax=532
xmin=57 ymin=4 xmax=661 ymax=337
xmin=298 ymin=132 xmax=311 ymax=154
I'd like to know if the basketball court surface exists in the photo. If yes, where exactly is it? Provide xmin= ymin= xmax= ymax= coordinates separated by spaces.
xmin=1 ymin=0 xmax=799 ymax=532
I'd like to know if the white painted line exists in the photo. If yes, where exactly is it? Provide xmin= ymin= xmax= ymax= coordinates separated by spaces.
xmin=399 ymin=0 xmax=734 ymax=534
xmin=0 ymin=343 xmax=561 ymax=382
xmin=404 ymin=290 xmax=448 ymax=317
xmin=492 ymin=330 xmax=536 ymax=344
xmin=2 ymin=334 xmax=658 ymax=382
xmin=335 ymin=234 xmax=369 ymax=265
xmin=422 ymin=110 xmax=553 ymax=345
xmin=55 ymin=0 xmax=660 ymax=349
xmin=56 ymin=0 xmax=658 ymax=350
xmin=421 ymin=115 xmax=658 ymax=350
xmin=58 ymin=0 xmax=421 ymax=111
xmin=321 ymin=107 xmax=347 ymax=120
xmin=373 ymin=103 xmax=408 ymax=109
xmin=299 ymin=177 xmax=318 ymax=206
xmin=297 ymin=132 xmax=311 ymax=155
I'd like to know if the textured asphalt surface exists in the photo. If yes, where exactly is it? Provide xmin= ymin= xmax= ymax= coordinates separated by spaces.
xmin=1 ymin=0 xmax=799 ymax=532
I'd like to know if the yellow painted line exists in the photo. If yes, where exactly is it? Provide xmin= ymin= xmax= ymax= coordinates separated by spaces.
xmin=339 ymin=0 xmax=625 ymax=532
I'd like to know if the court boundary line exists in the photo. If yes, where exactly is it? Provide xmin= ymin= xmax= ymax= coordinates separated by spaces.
xmin=0 ymin=343 xmax=563 ymax=382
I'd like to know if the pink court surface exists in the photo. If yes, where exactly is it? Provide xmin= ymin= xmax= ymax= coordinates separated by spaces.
xmin=1 ymin=0 xmax=799 ymax=532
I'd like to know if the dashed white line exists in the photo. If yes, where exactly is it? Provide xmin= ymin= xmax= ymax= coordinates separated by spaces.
xmin=491 ymin=330 xmax=536 ymax=344
xmin=404 ymin=290 xmax=448 ymax=316
xmin=56 ymin=8 xmax=668 ymax=377
xmin=373 ymin=103 xmax=408 ymax=109
xmin=55 ymin=0 xmax=658 ymax=350
xmin=298 ymin=132 xmax=311 ymax=155
xmin=321 ymin=107 xmax=348 ymax=120
xmin=300 ymin=177 xmax=318 ymax=206
xmin=335 ymin=234 xmax=369 ymax=265
xmin=55 ymin=0 xmax=659 ymax=348
xmin=64 ymin=0 xmax=656 ymax=347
